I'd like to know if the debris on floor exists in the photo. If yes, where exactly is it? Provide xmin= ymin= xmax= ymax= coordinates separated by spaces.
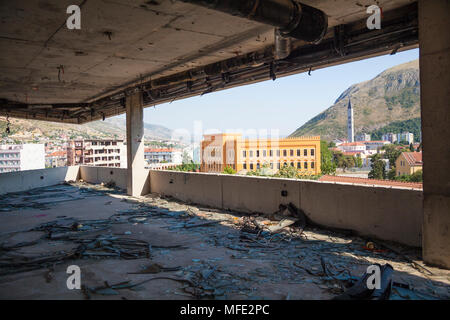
xmin=1 ymin=182 xmax=449 ymax=300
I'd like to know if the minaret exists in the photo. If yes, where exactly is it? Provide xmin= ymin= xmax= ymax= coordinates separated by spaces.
xmin=347 ymin=98 xmax=354 ymax=142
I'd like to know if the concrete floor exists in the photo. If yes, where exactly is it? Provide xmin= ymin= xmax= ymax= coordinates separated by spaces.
xmin=0 ymin=182 xmax=449 ymax=300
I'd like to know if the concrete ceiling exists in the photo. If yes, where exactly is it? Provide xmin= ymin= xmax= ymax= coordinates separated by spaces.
xmin=0 ymin=0 xmax=418 ymax=123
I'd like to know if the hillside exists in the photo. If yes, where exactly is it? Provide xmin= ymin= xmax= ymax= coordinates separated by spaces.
xmin=290 ymin=59 xmax=420 ymax=141
xmin=0 ymin=116 xmax=172 ymax=141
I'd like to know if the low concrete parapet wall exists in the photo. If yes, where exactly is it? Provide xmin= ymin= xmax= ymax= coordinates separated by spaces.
xmin=79 ymin=166 xmax=128 ymax=190
xmin=0 ymin=166 xmax=80 ymax=195
xmin=79 ymin=166 xmax=150 ymax=195
xmin=149 ymin=170 xmax=423 ymax=247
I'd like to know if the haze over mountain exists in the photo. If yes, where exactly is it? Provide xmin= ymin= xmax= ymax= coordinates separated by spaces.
xmin=290 ymin=59 xmax=420 ymax=141
xmin=0 ymin=116 xmax=173 ymax=141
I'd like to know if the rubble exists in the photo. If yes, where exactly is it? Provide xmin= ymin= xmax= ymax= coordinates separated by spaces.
xmin=1 ymin=182 xmax=449 ymax=300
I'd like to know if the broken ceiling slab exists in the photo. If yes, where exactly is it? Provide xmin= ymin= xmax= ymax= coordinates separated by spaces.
xmin=0 ymin=0 xmax=418 ymax=123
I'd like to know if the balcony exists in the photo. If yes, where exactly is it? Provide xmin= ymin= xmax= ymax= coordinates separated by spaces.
xmin=0 ymin=166 xmax=449 ymax=300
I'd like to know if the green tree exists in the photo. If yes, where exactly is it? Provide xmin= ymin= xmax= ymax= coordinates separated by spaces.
xmin=387 ymin=167 xmax=397 ymax=180
xmin=355 ymin=154 xmax=363 ymax=168
xmin=368 ymin=153 xmax=386 ymax=179
xmin=383 ymin=144 xmax=403 ymax=167
xmin=222 ymin=166 xmax=236 ymax=174
xmin=410 ymin=170 xmax=423 ymax=182
xmin=409 ymin=143 xmax=414 ymax=152
xmin=320 ymin=140 xmax=336 ymax=175
xmin=275 ymin=164 xmax=298 ymax=178
xmin=182 ymin=151 xmax=192 ymax=164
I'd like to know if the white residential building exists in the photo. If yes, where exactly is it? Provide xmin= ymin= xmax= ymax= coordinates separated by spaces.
xmin=363 ymin=140 xmax=390 ymax=151
xmin=144 ymin=148 xmax=182 ymax=164
xmin=397 ymin=132 xmax=414 ymax=144
xmin=356 ymin=133 xmax=371 ymax=141
xmin=336 ymin=142 xmax=366 ymax=152
xmin=0 ymin=144 xmax=45 ymax=173
xmin=382 ymin=133 xmax=397 ymax=143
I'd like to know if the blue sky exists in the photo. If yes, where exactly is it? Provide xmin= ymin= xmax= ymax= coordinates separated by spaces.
xmin=141 ymin=48 xmax=419 ymax=137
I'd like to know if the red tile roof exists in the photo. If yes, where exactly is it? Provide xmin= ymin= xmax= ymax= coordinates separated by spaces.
xmin=403 ymin=152 xmax=422 ymax=166
xmin=339 ymin=142 xmax=366 ymax=146
xmin=342 ymin=151 xmax=364 ymax=156
xmin=319 ymin=175 xmax=422 ymax=189
xmin=144 ymin=148 xmax=174 ymax=153
xmin=47 ymin=150 xmax=66 ymax=157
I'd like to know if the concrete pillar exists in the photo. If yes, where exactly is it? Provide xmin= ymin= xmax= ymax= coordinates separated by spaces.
xmin=126 ymin=92 xmax=147 ymax=197
xmin=419 ymin=0 xmax=450 ymax=269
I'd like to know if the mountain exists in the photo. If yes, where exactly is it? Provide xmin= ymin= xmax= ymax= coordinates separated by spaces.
xmin=0 ymin=115 xmax=172 ymax=141
xmin=290 ymin=59 xmax=420 ymax=141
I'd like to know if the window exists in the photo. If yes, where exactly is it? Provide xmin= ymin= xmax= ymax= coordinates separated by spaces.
xmin=283 ymin=150 xmax=287 ymax=157
xmin=270 ymin=163 xmax=273 ymax=169
xmin=256 ymin=150 xmax=260 ymax=157
xmin=250 ymin=163 xmax=254 ymax=170
xmin=290 ymin=162 xmax=294 ymax=167
xmin=277 ymin=162 xmax=280 ymax=169
xmin=243 ymin=150 xmax=246 ymax=157
xmin=243 ymin=163 xmax=247 ymax=169
xmin=263 ymin=150 xmax=267 ymax=157
xmin=297 ymin=149 xmax=300 ymax=156
xmin=284 ymin=162 xmax=287 ymax=167
xmin=304 ymin=149 xmax=308 ymax=156
xmin=304 ymin=162 xmax=308 ymax=169
xmin=250 ymin=150 xmax=254 ymax=157
xmin=257 ymin=163 xmax=260 ymax=169
xmin=297 ymin=162 xmax=301 ymax=169
xmin=311 ymin=149 xmax=315 ymax=156
xmin=290 ymin=149 xmax=294 ymax=156
xmin=276 ymin=150 xmax=280 ymax=157
xmin=269 ymin=150 xmax=273 ymax=157
xmin=311 ymin=162 xmax=315 ymax=169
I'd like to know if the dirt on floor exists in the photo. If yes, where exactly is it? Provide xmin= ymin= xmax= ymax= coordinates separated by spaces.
xmin=0 ymin=182 xmax=449 ymax=300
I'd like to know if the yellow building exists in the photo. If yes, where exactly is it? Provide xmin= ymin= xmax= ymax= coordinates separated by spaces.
xmin=395 ymin=151 xmax=423 ymax=176
xmin=201 ymin=133 xmax=321 ymax=175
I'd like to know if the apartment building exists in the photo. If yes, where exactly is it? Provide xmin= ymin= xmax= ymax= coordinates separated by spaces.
xmin=397 ymin=132 xmax=414 ymax=144
xmin=0 ymin=144 xmax=45 ymax=173
xmin=356 ymin=133 xmax=371 ymax=141
xmin=67 ymin=140 xmax=126 ymax=168
xmin=45 ymin=150 xmax=67 ymax=168
xmin=201 ymin=133 xmax=321 ymax=175
xmin=144 ymin=148 xmax=182 ymax=165
xmin=382 ymin=132 xmax=414 ymax=144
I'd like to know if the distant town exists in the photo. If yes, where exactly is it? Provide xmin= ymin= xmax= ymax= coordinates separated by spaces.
xmin=0 ymin=100 xmax=422 ymax=187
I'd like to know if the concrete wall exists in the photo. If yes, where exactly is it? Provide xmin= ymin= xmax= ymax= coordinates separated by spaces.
xmin=149 ymin=170 xmax=423 ymax=247
xmin=419 ymin=0 xmax=450 ymax=268
xmin=0 ymin=166 xmax=79 ymax=194
xmin=79 ymin=166 xmax=128 ymax=190
xmin=79 ymin=166 xmax=151 ymax=194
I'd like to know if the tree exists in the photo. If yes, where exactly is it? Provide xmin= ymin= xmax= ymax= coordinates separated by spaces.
xmin=383 ymin=144 xmax=403 ymax=167
xmin=223 ymin=166 xmax=236 ymax=174
xmin=368 ymin=153 xmax=386 ymax=179
xmin=275 ymin=164 xmax=298 ymax=178
xmin=355 ymin=154 xmax=363 ymax=168
xmin=387 ymin=167 xmax=397 ymax=180
xmin=410 ymin=170 xmax=423 ymax=182
xmin=320 ymin=140 xmax=336 ymax=175
xmin=182 ymin=151 xmax=192 ymax=164
xmin=409 ymin=143 xmax=414 ymax=152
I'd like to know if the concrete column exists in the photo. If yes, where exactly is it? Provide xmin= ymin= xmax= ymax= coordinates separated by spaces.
xmin=419 ymin=0 xmax=450 ymax=269
xmin=126 ymin=92 xmax=147 ymax=197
